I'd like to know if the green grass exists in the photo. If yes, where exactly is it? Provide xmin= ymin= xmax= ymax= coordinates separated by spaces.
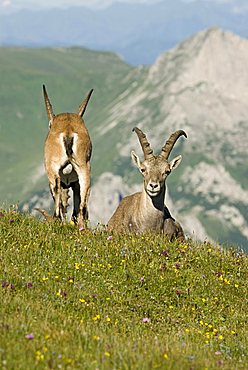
xmin=0 ymin=209 xmax=247 ymax=369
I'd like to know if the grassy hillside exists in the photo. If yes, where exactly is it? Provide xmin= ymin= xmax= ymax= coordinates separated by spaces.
xmin=0 ymin=209 xmax=247 ymax=369
xmin=0 ymin=46 xmax=137 ymax=204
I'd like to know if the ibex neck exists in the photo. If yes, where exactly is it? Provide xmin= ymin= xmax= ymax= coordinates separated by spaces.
xmin=151 ymin=191 xmax=165 ymax=211
xmin=142 ymin=187 xmax=165 ymax=212
xmin=137 ymin=188 xmax=165 ymax=232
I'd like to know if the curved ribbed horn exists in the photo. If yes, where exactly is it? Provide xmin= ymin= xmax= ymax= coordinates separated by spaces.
xmin=34 ymin=208 xmax=53 ymax=222
xmin=132 ymin=127 xmax=154 ymax=159
xmin=78 ymin=89 xmax=94 ymax=117
xmin=160 ymin=130 xmax=187 ymax=159
xmin=43 ymin=84 xmax=55 ymax=122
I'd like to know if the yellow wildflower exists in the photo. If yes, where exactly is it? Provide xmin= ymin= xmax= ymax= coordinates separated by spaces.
xmin=224 ymin=278 xmax=230 ymax=285
xmin=36 ymin=351 xmax=44 ymax=361
xmin=75 ymin=263 xmax=80 ymax=270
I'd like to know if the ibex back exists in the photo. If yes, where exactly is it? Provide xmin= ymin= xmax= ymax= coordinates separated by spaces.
xmin=41 ymin=85 xmax=93 ymax=229
xmin=108 ymin=127 xmax=187 ymax=241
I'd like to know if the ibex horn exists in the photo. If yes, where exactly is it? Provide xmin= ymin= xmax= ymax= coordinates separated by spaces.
xmin=160 ymin=130 xmax=187 ymax=159
xmin=78 ymin=89 xmax=94 ymax=117
xmin=34 ymin=208 xmax=53 ymax=222
xmin=43 ymin=85 xmax=55 ymax=123
xmin=133 ymin=127 xmax=154 ymax=159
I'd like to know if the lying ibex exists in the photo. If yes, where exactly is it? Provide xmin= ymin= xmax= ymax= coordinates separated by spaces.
xmin=107 ymin=127 xmax=187 ymax=241
xmin=39 ymin=85 xmax=93 ymax=229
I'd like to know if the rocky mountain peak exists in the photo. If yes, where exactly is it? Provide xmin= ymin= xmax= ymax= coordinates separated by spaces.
xmin=149 ymin=28 xmax=248 ymax=102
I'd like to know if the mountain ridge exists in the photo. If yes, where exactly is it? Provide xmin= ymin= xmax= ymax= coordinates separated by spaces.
xmin=1 ymin=1 xmax=248 ymax=65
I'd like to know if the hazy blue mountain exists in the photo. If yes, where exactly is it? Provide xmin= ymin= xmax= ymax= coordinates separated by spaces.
xmin=0 ymin=0 xmax=248 ymax=64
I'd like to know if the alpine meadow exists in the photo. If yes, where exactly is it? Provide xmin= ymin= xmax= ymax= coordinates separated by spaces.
xmin=0 ymin=208 xmax=247 ymax=369
xmin=0 ymin=25 xmax=248 ymax=370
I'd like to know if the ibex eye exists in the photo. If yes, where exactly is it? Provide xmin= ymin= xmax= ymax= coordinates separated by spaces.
xmin=141 ymin=168 xmax=146 ymax=173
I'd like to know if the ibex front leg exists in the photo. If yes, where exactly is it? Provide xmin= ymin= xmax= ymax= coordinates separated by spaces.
xmin=163 ymin=218 xmax=185 ymax=242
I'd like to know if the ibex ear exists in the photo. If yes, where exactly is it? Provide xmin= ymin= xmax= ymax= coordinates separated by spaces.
xmin=169 ymin=155 xmax=182 ymax=171
xmin=131 ymin=150 xmax=141 ymax=169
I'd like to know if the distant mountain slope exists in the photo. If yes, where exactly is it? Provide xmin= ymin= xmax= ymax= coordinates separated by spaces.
xmin=0 ymin=46 xmax=136 ymax=204
xmin=1 ymin=0 xmax=248 ymax=64
xmin=1 ymin=28 xmax=248 ymax=249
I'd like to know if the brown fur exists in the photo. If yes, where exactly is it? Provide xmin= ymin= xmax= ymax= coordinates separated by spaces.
xmin=42 ymin=85 xmax=93 ymax=229
xmin=107 ymin=127 xmax=186 ymax=241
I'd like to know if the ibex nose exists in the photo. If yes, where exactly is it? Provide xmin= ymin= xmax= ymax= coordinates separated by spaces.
xmin=149 ymin=183 xmax=159 ymax=190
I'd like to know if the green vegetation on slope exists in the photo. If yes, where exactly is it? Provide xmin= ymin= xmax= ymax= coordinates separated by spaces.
xmin=0 ymin=47 xmax=136 ymax=204
xmin=0 ymin=209 xmax=247 ymax=369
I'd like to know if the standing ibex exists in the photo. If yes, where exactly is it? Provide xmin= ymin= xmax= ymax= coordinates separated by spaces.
xmin=40 ymin=85 xmax=93 ymax=229
xmin=107 ymin=127 xmax=187 ymax=241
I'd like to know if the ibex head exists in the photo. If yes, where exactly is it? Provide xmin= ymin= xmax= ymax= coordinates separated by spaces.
xmin=43 ymin=84 xmax=94 ymax=128
xmin=131 ymin=127 xmax=187 ymax=197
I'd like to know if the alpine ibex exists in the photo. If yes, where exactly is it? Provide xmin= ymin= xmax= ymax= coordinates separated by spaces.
xmin=40 ymin=85 xmax=93 ymax=229
xmin=107 ymin=127 xmax=187 ymax=241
